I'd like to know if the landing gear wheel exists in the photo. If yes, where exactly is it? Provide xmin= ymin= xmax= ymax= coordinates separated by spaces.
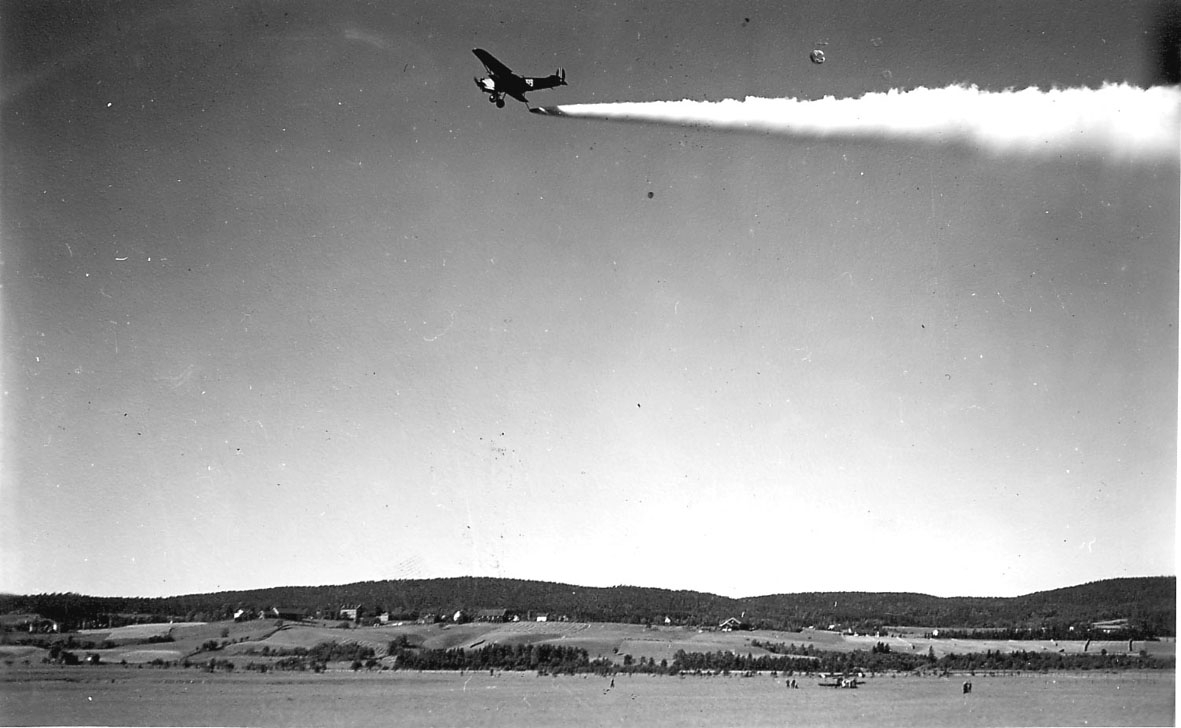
xmin=496 ymin=99 xmax=505 ymax=108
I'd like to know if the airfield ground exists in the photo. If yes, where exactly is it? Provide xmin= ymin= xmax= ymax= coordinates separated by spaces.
xmin=0 ymin=664 xmax=1174 ymax=727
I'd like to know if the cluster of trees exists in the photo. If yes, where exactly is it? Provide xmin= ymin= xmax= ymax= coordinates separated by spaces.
xmin=2 ymin=576 xmax=1173 ymax=638
xmin=269 ymin=656 xmax=324 ymax=672
xmin=307 ymin=641 xmax=376 ymax=665
xmin=378 ymin=636 xmax=1173 ymax=677
xmin=89 ymin=641 xmax=384 ymax=673
xmin=930 ymin=624 xmax=1161 ymax=641
xmin=241 ymin=641 xmax=379 ymax=672
xmin=386 ymin=644 xmax=1175 ymax=677
xmin=390 ymin=643 xmax=599 ymax=674
xmin=8 ymin=634 xmax=110 ymax=651
xmin=935 ymin=649 xmax=1171 ymax=673
xmin=663 ymin=647 xmax=1173 ymax=676
xmin=671 ymin=649 xmax=816 ymax=675
xmin=749 ymin=640 xmax=820 ymax=656
xmin=45 ymin=642 xmax=81 ymax=665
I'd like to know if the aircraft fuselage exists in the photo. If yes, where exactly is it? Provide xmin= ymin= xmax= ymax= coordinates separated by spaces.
xmin=472 ymin=49 xmax=565 ymax=108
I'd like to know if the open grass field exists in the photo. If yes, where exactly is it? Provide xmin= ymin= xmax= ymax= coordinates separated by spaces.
xmin=78 ymin=623 xmax=209 ymax=643
xmin=0 ymin=665 xmax=1173 ymax=727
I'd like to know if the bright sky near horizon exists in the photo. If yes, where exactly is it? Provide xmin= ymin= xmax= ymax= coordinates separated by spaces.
xmin=2 ymin=0 xmax=1177 ymax=600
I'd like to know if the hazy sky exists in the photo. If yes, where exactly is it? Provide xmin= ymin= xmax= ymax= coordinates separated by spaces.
xmin=2 ymin=0 xmax=1176 ymax=599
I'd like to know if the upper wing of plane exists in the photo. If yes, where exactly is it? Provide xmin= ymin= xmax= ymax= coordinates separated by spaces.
xmin=473 ymin=49 xmax=515 ymax=80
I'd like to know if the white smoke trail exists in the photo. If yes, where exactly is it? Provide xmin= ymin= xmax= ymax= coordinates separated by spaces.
xmin=533 ymin=83 xmax=1180 ymax=163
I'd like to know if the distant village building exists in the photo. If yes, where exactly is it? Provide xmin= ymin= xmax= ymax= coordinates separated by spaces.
xmin=535 ymin=613 xmax=549 ymax=622
xmin=475 ymin=609 xmax=509 ymax=622
xmin=719 ymin=617 xmax=743 ymax=632
xmin=1092 ymin=618 xmax=1130 ymax=634
xmin=0 ymin=614 xmax=59 ymax=633
xmin=339 ymin=606 xmax=362 ymax=622
xmin=270 ymin=607 xmax=308 ymax=621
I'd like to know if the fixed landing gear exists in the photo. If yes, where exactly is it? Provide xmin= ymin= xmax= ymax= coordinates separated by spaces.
xmin=489 ymin=95 xmax=505 ymax=108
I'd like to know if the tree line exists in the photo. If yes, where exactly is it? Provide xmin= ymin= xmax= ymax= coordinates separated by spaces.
xmin=390 ymin=643 xmax=601 ymax=674
xmin=2 ymin=576 xmax=1173 ymax=637
xmin=31 ymin=640 xmax=1172 ymax=676
xmin=317 ymin=643 xmax=1176 ymax=675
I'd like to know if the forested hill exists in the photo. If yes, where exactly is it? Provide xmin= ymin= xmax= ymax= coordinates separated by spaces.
xmin=741 ymin=577 xmax=1175 ymax=635
xmin=1 ymin=576 xmax=1173 ymax=637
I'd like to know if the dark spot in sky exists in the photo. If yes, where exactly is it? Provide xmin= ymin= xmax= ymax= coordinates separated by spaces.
xmin=637 ymin=403 xmax=641 ymax=407
xmin=647 ymin=191 xmax=654 ymax=199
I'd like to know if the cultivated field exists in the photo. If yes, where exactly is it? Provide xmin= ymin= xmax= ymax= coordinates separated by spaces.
xmin=4 ymin=620 xmax=1175 ymax=667
xmin=0 ymin=665 xmax=1173 ymax=727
